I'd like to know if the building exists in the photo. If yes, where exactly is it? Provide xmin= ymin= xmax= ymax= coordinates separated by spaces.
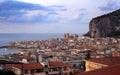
xmin=85 ymin=57 xmax=120 ymax=71
xmin=112 ymin=51 xmax=120 ymax=57
xmin=13 ymin=63 xmax=45 ymax=75
xmin=47 ymin=61 xmax=70 ymax=75
xmin=4 ymin=61 xmax=70 ymax=75
xmin=79 ymin=64 xmax=120 ymax=75
xmin=65 ymin=60 xmax=84 ymax=68
xmin=78 ymin=57 xmax=120 ymax=75
xmin=64 ymin=33 xmax=69 ymax=40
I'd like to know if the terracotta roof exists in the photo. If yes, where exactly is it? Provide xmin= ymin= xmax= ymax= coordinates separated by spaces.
xmin=79 ymin=64 xmax=120 ymax=75
xmin=3 ymin=65 xmax=12 ymax=70
xmin=49 ymin=61 xmax=69 ymax=67
xmin=87 ymin=57 xmax=120 ymax=66
xmin=14 ymin=63 xmax=44 ymax=69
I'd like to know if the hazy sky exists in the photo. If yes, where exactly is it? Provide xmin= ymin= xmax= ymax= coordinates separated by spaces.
xmin=0 ymin=0 xmax=120 ymax=33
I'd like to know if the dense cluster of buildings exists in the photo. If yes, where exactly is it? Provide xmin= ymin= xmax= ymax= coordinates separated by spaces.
xmin=0 ymin=33 xmax=120 ymax=75
xmin=6 ymin=34 xmax=120 ymax=58
xmin=7 ymin=33 xmax=120 ymax=51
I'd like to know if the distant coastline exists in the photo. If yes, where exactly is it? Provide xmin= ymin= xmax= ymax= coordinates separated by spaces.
xmin=0 ymin=46 xmax=8 ymax=48
xmin=0 ymin=33 xmax=82 ymax=55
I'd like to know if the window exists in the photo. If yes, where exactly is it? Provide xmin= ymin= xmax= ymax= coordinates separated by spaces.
xmin=73 ymin=64 xmax=76 ymax=67
xmin=64 ymin=67 xmax=67 ymax=70
xmin=94 ymin=31 xmax=96 ymax=33
xmin=36 ymin=69 xmax=43 ymax=73
xmin=45 ymin=71 xmax=48 ymax=74
xmin=79 ymin=64 xmax=82 ymax=68
xmin=24 ymin=70 xmax=28 ymax=74
xmin=31 ymin=69 xmax=34 ymax=74
xmin=53 ymin=68 xmax=58 ymax=71
xmin=45 ymin=65 xmax=48 ymax=67
xmin=49 ymin=68 xmax=53 ymax=72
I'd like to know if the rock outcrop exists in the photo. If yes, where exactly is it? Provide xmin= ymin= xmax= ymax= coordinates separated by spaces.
xmin=84 ymin=9 xmax=120 ymax=38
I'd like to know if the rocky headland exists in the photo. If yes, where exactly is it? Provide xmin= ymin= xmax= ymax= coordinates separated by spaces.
xmin=85 ymin=9 xmax=120 ymax=38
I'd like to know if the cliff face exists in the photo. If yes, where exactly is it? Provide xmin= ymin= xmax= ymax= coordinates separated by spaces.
xmin=85 ymin=9 xmax=120 ymax=38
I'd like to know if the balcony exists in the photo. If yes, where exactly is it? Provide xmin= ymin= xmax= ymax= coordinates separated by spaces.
xmin=63 ymin=70 xmax=69 ymax=73
xmin=49 ymin=71 xmax=59 ymax=74
xmin=25 ymin=73 xmax=46 ymax=75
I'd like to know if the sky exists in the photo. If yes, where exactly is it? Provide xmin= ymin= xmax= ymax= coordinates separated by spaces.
xmin=0 ymin=0 xmax=120 ymax=34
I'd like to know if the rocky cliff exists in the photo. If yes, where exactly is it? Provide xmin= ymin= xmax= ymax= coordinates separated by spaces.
xmin=85 ymin=9 xmax=120 ymax=38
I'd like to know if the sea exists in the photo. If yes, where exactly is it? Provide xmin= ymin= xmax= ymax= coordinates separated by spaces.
xmin=0 ymin=33 xmax=64 ymax=55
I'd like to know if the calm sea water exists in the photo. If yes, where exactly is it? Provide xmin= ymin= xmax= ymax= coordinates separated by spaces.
xmin=0 ymin=33 xmax=63 ymax=55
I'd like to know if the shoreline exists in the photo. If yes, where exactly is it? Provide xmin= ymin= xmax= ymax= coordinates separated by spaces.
xmin=0 ymin=46 xmax=8 ymax=48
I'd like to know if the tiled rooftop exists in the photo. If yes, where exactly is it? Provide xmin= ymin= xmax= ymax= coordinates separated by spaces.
xmin=79 ymin=64 xmax=120 ymax=75
xmin=14 ymin=63 xmax=44 ymax=69
xmin=87 ymin=57 xmax=120 ymax=66
xmin=49 ymin=61 xmax=70 ymax=67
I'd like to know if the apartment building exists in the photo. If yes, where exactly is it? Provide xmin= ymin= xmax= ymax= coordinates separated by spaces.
xmin=85 ymin=57 xmax=120 ymax=71
xmin=13 ymin=63 xmax=45 ymax=75
xmin=4 ymin=61 xmax=70 ymax=75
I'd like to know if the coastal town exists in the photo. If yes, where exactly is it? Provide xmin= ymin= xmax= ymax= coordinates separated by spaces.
xmin=0 ymin=33 xmax=120 ymax=75
xmin=0 ymin=1 xmax=120 ymax=75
